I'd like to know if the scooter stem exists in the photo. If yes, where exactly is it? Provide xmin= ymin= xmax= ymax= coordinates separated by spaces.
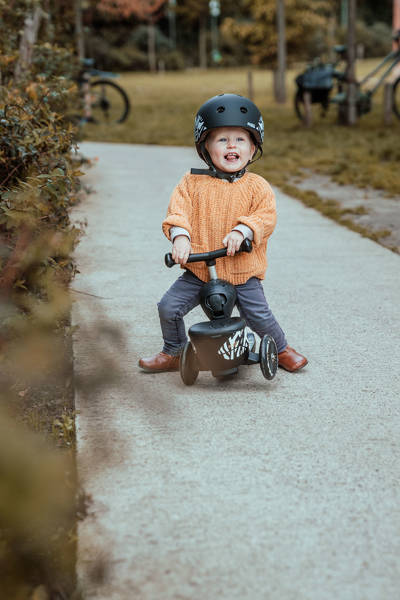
xmin=208 ymin=264 xmax=218 ymax=280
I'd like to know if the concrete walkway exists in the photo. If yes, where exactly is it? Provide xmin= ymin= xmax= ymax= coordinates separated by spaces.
xmin=72 ymin=142 xmax=400 ymax=600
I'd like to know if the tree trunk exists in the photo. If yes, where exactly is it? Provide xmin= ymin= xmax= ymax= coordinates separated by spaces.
xmin=75 ymin=0 xmax=85 ymax=62
xmin=14 ymin=6 xmax=43 ymax=82
xmin=394 ymin=0 xmax=400 ymax=49
xmin=275 ymin=0 xmax=286 ymax=103
xmin=148 ymin=22 xmax=157 ymax=72
xmin=199 ymin=17 xmax=207 ymax=69
xmin=346 ymin=0 xmax=357 ymax=125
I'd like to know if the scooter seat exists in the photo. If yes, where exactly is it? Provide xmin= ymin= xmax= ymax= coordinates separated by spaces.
xmin=189 ymin=316 xmax=246 ymax=340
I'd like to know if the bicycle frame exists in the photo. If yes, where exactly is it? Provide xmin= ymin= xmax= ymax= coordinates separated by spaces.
xmin=359 ymin=47 xmax=400 ymax=97
xmin=294 ymin=31 xmax=400 ymax=121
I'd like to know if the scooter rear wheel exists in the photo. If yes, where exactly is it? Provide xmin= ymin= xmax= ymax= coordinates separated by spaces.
xmin=260 ymin=334 xmax=278 ymax=380
xmin=180 ymin=341 xmax=199 ymax=386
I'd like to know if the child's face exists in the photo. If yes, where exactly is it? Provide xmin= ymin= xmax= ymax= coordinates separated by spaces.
xmin=205 ymin=127 xmax=255 ymax=173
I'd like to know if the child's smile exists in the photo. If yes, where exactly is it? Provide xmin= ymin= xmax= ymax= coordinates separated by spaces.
xmin=206 ymin=127 xmax=255 ymax=174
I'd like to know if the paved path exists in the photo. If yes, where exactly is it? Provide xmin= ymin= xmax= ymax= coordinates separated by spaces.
xmin=73 ymin=142 xmax=400 ymax=600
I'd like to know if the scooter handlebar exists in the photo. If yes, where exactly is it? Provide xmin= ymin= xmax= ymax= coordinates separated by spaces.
xmin=165 ymin=238 xmax=252 ymax=268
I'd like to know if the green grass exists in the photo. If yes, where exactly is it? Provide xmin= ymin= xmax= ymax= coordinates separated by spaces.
xmin=82 ymin=62 xmax=400 ymax=197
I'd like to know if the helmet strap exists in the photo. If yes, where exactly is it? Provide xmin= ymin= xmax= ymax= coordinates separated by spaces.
xmin=248 ymin=145 xmax=263 ymax=166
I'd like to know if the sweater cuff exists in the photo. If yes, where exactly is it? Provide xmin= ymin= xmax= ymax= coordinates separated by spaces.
xmin=233 ymin=224 xmax=254 ymax=241
xmin=170 ymin=226 xmax=191 ymax=242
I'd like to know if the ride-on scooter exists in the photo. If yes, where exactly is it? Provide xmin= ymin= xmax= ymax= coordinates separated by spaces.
xmin=165 ymin=239 xmax=278 ymax=385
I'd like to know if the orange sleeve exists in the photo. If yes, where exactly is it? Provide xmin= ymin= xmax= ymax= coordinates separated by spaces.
xmin=162 ymin=174 xmax=193 ymax=240
xmin=235 ymin=178 xmax=276 ymax=247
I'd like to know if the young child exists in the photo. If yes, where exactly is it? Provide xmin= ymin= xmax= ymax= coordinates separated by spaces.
xmin=139 ymin=93 xmax=307 ymax=373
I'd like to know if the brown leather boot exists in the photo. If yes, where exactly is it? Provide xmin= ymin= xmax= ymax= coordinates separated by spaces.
xmin=278 ymin=346 xmax=308 ymax=372
xmin=138 ymin=351 xmax=180 ymax=373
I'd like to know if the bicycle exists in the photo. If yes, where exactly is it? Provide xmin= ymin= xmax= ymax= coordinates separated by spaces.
xmin=77 ymin=59 xmax=130 ymax=125
xmin=294 ymin=30 xmax=400 ymax=122
xmin=294 ymin=46 xmax=346 ymax=121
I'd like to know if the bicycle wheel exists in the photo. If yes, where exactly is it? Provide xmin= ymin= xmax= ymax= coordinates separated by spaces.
xmin=392 ymin=77 xmax=400 ymax=120
xmin=89 ymin=79 xmax=130 ymax=124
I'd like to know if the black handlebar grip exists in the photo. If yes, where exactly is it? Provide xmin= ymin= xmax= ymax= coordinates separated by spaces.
xmin=164 ymin=253 xmax=176 ymax=268
xmin=240 ymin=238 xmax=252 ymax=253
xmin=164 ymin=238 xmax=252 ymax=267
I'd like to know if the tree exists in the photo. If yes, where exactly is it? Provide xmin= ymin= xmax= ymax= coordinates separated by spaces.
xmin=97 ymin=0 xmax=166 ymax=19
xmin=75 ymin=0 xmax=85 ymax=60
xmin=97 ymin=0 xmax=167 ymax=71
xmin=275 ymin=0 xmax=286 ymax=103
xmin=176 ymin=0 xmax=210 ymax=68
xmin=221 ymin=0 xmax=332 ymax=66
xmin=345 ymin=0 xmax=357 ymax=124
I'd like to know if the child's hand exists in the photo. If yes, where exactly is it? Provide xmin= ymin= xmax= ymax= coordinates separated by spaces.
xmin=172 ymin=235 xmax=191 ymax=265
xmin=222 ymin=230 xmax=244 ymax=256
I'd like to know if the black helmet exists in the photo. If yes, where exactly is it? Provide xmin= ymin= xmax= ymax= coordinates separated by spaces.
xmin=194 ymin=93 xmax=264 ymax=162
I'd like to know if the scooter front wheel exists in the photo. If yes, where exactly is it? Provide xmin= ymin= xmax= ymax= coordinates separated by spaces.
xmin=260 ymin=334 xmax=278 ymax=380
xmin=180 ymin=341 xmax=199 ymax=386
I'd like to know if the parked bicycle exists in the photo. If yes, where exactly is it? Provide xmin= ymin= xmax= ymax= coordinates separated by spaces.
xmin=294 ymin=30 xmax=400 ymax=122
xmin=77 ymin=59 xmax=130 ymax=125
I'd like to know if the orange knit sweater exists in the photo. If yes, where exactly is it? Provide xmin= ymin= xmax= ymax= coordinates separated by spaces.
xmin=162 ymin=172 xmax=276 ymax=285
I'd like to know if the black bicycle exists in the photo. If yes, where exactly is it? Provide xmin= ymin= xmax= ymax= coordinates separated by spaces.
xmin=294 ymin=30 xmax=400 ymax=122
xmin=77 ymin=59 xmax=130 ymax=125
xmin=294 ymin=46 xmax=346 ymax=121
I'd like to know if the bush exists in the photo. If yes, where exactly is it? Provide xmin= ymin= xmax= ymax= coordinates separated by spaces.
xmin=158 ymin=49 xmax=186 ymax=71
xmin=86 ymin=32 xmax=148 ymax=70
xmin=0 ymin=4 xmax=85 ymax=597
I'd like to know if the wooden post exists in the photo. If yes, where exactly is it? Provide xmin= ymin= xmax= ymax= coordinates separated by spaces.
xmin=75 ymin=0 xmax=85 ymax=62
xmin=393 ymin=0 xmax=400 ymax=80
xmin=383 ymin=82 xmax=393 ymax=125
xmin=148 ymin=22 xmax=157 ymax=72
xmin=275 ymin=0 xmax=287 ymax=103
xmin=199 ymin=17 xmax=207 ymax=69
xmin=304 ymin=92 xmax=312 ymax=127
xmin=394 ymin=0 xmax=400 ymax=50
xmin=247 ymin=71 xmax=254 ymax=101
xmin=346 ymin=0 xmax=357 ymax=125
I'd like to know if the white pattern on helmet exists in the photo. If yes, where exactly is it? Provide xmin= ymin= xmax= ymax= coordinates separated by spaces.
xmin=257 ymin=116 xmax=264 ymax=142
xmin=194 ymin=114 xmax=206 ymax=142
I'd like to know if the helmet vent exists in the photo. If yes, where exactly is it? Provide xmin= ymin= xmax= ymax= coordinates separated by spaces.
xmin=216 ymin=106 xmax=225 ymax=113
xmin=240 ymin=106 xmax=248 ymax=113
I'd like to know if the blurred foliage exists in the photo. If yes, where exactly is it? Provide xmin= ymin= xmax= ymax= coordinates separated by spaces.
xmin=0 ymin=409 xmax=85 ymax=600
xmin=86 ymin=21 xmax=185 ymax=70
xmin=80 ymin=0 xmax=396 ymax=71
xmin=337 ymin=20 xmax=393 ymax=58
xmin=0 ymin=1 xmax=86 ymax=597
xmin=221 ymin=0 xmax=333 ymax=66
xmin=97 ymin=0 xmax=167 ymax=20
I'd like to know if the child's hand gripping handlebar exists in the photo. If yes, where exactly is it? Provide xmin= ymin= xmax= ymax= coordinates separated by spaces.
xmin=165 ymin=238 xmax=252 ymax=268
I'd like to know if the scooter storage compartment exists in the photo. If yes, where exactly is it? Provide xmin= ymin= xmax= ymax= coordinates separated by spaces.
xmin=189 ymin=317 xmax=248 ymax=371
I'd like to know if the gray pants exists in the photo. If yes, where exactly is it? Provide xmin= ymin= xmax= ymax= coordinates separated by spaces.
xmin=158 ymin=270 xmax=287 ymax=356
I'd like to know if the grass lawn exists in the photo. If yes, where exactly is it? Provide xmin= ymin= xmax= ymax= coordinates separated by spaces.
xmin=82 ymin=60 xmax=400 ymax=197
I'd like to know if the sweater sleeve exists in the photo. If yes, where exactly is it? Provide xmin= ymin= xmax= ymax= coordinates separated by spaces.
xmin=162 ymin=174 xmax=193 ymax=240
xmin=235 ymin=178 xmax=276 ymax=247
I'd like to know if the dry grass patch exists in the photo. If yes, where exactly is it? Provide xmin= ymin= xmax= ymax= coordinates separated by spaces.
xmin=82 ymin=62 xmax=400 ymax=195
xmin=81 ymin=63 xmax=399 ymax=250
